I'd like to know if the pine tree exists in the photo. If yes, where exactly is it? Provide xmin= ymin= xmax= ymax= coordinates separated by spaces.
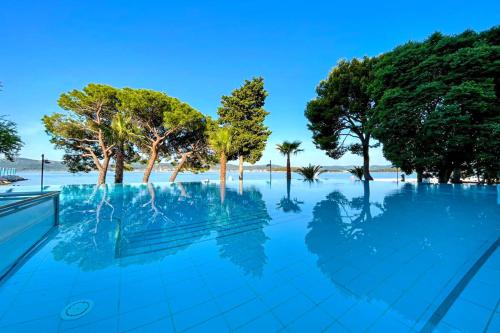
xmin=218 ymin=77 xmax=271 ymax=180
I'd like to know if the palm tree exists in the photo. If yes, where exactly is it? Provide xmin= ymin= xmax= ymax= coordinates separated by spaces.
xmin=348 ymin=166 xmax=364 ymax=180
xmin=296 ymin=164 xmax=325 ymax=181
xmin=208 ymin=126 xmax=234 ymax=184
xmin=276 ymin=140 xmax=303 ymax=179
xmin=111 ymin=113 xmax=139 ymax=184
xmin=276 ymin=179 xmax=303 ymax=213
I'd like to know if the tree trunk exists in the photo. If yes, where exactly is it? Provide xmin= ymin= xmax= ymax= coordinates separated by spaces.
xmin=238 ymin=155 xmax=244 ymax=180
xmin=169 ymin=153 xmax=189 ymax=182
xmin=438 ymin=168 xmax=451 ymax=184
xmin=143 ymin=145 xmax=158 ymax=183
xmin=114 ymin=144 xmax=124 ymax=184
xmin=362 ymin=180 xmax=372 ymax=221
xmin=97 ymin=168 xmax=106 ymax=185
xmin=220 ymin=152 xmax=227 ymax=184
xmin=116 ymin=183 xmax=124 ymax=222
xmin=97 ymin=157 xmax=111 ymax=185
xmin=286 ymin=154 xmax=291 ymax=180
xmin=220 ymin=152 xmax=227 ymax=204
xmin=177 ymin=182 xmax=187 ymax=197
xmin=451 ymin=167 xmax=462 ymax=184
xmin=146 ymin=183 xmax=157 ymax=212
xmin=220 ymin=183 xmax=226 ymax=203
xmin=362 ymin=143 xmax=373 ymax=181
xmin=286 ymin=178 xmax=291 ymax=200
xmin=416 ymin=168 xmax=423 ymax=183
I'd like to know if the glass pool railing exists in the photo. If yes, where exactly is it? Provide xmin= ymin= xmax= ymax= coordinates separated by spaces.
xmin=0 ymin=191 xmax=60 ymax=281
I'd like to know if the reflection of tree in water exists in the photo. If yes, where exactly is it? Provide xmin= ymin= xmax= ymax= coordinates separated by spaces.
xmin=53 ymin=184 xmax=122 ymax=270
xmin=53 ymin=183 xmax=209 ymax=270
xmin=367 ymin=184 xmax=500 ymax=252
xmin=114 ymin=183 xmax=217 ymax=263
xmin=215 ymin=185 xmax=271 ymax=277
xmin=306 ymin=182 xmax=500 ymax=320
xmin=276 ymin=180 xmax=303 ymax=213
xmin=308 ymin=181 xmax=378 ymax=242
xmin=122 ymin=183 xmax=209 ymax=232
xmin=304 ymin=182 xmax=377 ymax=288
xmin=52 ymin=182 xmax=271 ymax=276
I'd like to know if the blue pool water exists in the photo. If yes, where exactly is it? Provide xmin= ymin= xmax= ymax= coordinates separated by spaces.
xmin=0 ymin=180 xmax=499 ymax=332
xmin=10 ymin=170 xmax=408 ymax=186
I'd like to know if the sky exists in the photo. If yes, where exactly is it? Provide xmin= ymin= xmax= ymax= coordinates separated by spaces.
xmin=0 ymin=1 xmax=498 ymax=166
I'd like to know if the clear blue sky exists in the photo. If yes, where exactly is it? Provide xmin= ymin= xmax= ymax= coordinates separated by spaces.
xmin=1 ymin=1 xmax=498 ymax=166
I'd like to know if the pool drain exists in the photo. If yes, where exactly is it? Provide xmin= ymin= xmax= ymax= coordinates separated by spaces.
xmin=60 ymin=300 xmax=93 ymax=320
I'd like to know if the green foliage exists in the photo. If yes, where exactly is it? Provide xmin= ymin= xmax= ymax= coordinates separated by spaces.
xmin=276 ymin=140 xmax=303 ymax=156
xmin=348 ymin=166 xmax=364 ymax=180
xmin=305 ymin=57 xmax=376 ymax=180
xmin=111 ymin=112 xmax=141 ymax=181
xmin=370 ymin=27 xmax=500 ymax=182
xmin=168 ymin=114 xmax=215 ymax=173
xmin=208 ymin=125 xmax=234 ymax=157
xmin=44 ymin=84 xmax=212 ymax=182
xmin=0 ymin=116 xmax=23 ymax=161
xmin=117 ymin=88 xmax=208 ymax=180
xmin=296 ymin=164 xmax=325 ymax=180
xmin=117 ymin=88 xmax=186 ymax=148
xmin=276 ymin=140 xmax=303 ymax=179
xmin=218 ymin=77 xmax=271 ymax=163
xmin=276 ymin=197 xmax=303 ymax=213
xmin=43 ymin=84 xmax=119 ymax=174
xmin=111 ymin=112 xmax=140 ymax=144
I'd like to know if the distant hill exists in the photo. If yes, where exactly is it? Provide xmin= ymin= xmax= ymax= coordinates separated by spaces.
xmin=0 ymin=158 xmax=67 ymax=171
xmin=0 ymin=158 xmax=395 ymax=172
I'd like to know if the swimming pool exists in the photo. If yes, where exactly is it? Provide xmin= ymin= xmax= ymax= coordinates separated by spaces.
xmin=0 ymin=180 xmax=499 ymax=332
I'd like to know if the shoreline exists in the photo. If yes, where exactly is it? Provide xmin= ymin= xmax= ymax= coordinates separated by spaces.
xmin=3 ymin=170 xmax=497 ymax=186
xmin=0 ymin=175 xmax=27 ymax=185
xmin=1 ymin=169 xmax=404 ymax=174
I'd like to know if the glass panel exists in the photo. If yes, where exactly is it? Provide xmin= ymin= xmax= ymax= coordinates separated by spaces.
xmin=0 ymin=197 xmax=56 ymax=277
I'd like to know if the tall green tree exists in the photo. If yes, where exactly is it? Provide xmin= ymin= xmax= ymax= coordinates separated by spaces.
xmin=43 ymin=84 xmax=119 ymax=184
xmin=117 ymin=88 xmax=200 ymax=183
xmin=371 ymin=27 xmax=500 ymax=183
xmin=0 ymin=116 xmax=23 ymax=161
xmin=218 ymin=77 xmax=271 ymax=180
xmin=305 ymin=57 xmax=376 ymax=181
xmin=276 ymin=140 xmax=303 ymax=179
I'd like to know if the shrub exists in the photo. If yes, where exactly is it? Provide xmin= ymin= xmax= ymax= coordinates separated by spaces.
xmin=349 ymin=166 xmax=363 ymax=180
xmin=296 ymin=164 xmax=325 ymax=180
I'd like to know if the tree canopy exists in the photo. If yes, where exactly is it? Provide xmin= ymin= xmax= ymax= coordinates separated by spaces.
xmin=276 ymin=140 xmax=303 ymax=179
xmin=167 ymin=113 xmax=214 ymax=182
xmin=0 ymin=116 xmax=23 ymax=161
xmin=305 ymin=57 xmax=376 ymax=180
xmin=370 ymin=27 xmax=500 ymax=183
xmin=44 ymin=84 xmax=210 ymax=184
xmin=43 ymin=84 xmax=119 ymax=184
xmin=117 ymin=88 xmax=206 ymax=183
